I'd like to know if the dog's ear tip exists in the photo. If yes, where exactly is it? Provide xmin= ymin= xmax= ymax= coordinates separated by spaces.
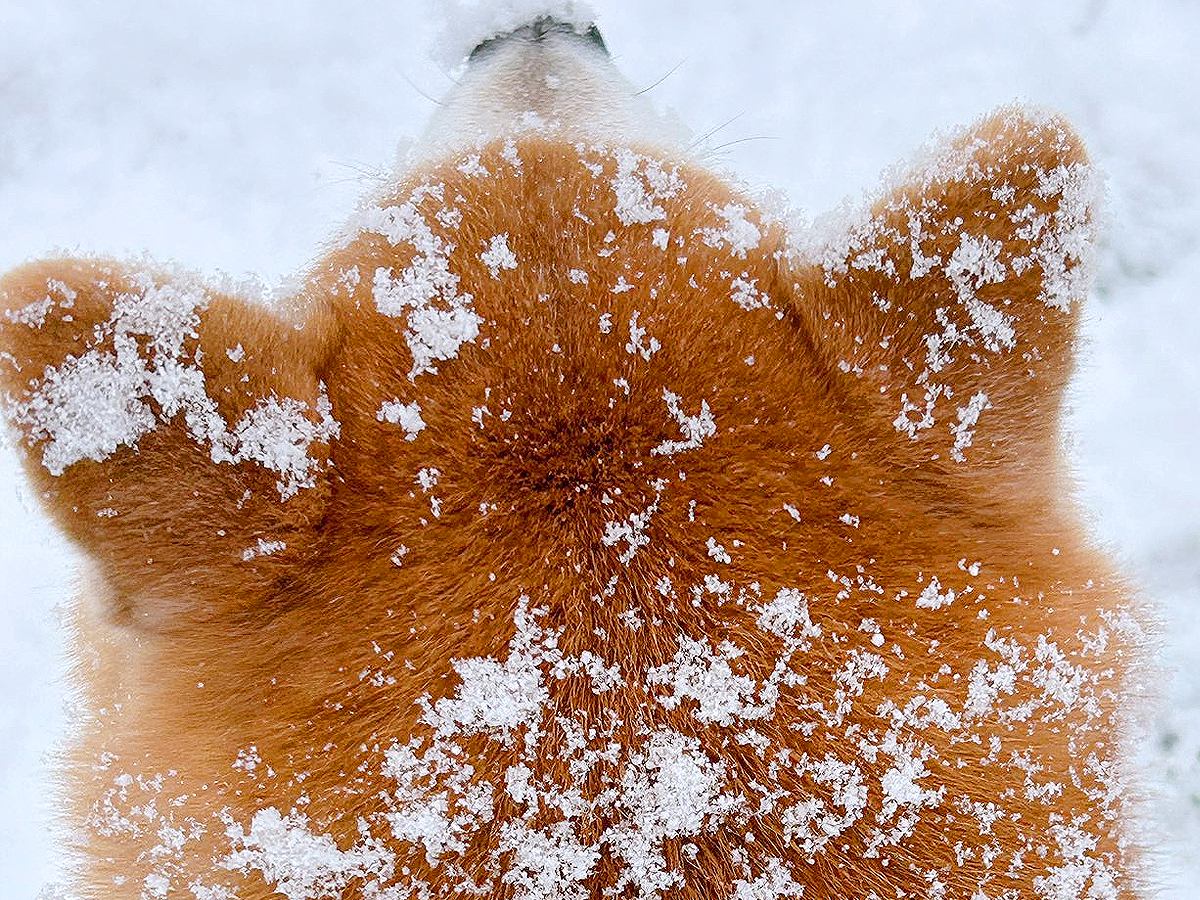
xmin=971 ymin=106 xmax=1095 ymax=187
xmin=0 ymin=256 xmax=123 ymax=358
xmin=1 ymin=255 xmax=116 ymax=290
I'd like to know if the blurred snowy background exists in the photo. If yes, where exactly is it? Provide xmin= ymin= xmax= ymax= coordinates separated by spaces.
xmin=0 ymin=1 xmax=1196 ymax=895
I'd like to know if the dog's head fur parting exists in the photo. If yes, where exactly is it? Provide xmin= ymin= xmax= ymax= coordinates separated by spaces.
xmin=0 ymin=10 xmax=1148 ymax=900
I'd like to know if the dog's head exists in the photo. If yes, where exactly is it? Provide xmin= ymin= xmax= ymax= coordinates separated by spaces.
xmin=0 ymin=12 xmax=1142 ymax=900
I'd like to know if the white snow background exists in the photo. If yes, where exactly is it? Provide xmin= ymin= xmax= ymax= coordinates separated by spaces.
xmin=0 ymin=0 xmax=1196 ymax=895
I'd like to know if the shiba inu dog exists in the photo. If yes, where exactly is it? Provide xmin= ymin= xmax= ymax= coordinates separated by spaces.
xmin=0 ymin=9 xmax=1147 ymax=899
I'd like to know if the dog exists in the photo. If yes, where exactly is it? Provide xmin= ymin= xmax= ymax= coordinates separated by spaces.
xmin=0 ymin=10 xmax=1147 ymax=899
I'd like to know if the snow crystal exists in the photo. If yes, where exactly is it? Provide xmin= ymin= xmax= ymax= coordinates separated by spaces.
xmin=602 ymin=501 xmax=658 ymax=565
xmin=651 ymin=389 xmax=716 ymax=457
xmin=624 ymin=311 xmax=660 ymax=361
xmin=416 ymin=466 xmax=440 ymax=492
xmin=612 ymin=275 xmax=635 ymax=294
xmin=241 ymin=539 xmax=286 ymax=562
xmin=3 ymin=278 xmax=75 ymax=328
xmin=946 ymin=235 xmax=1006 ymax=309
xmin=1019 ymin=161 xmax=1101 ymax=311
xmin=381 ymin=739 xmax=494 ymax=864
xmin=420 ymin=597 xmax=548 ymax=741
xmin=879 ymin=746 xmax=943 ymax=821
xmin=398 ymin=299 xmax=481 ymax=380
xmin=706 ymin=536 xmax=732 ymax=564
xmin=376 ymin=399 xmax=426 ymax=441
xmin=964 ymin=657 xmax=1018 ymax=719
xmin=610 ymin=149 xmax=684 ymax=227
xmin=915 ymin=576 xmax=956 ymax=610
xmin=361 ymin=191 xmax=483 ymax=379
xmin=779 ymin=755 xmax=868 ymax=854
xmin=605 ymin=729 xmax=739 ymax=900
xmin=731 ymin=858 xmax=803 ymax=900
xmin=501 ymin=138 xmax=523 ymax=170
xmin=949 ymin=391 xmax=990 ymax=462
xmin=14 ymin=343 xmax=159 ymax=476
xmin=963 ymin=298 xmax=1016 ymax=353
xmin=756 ymin=588 xmax=822 ymax=649
xmin=646 ymin=636 xmax=766 ymax=725
xmin=480 ymin=233 xmax=518 ymax=278
xmin=221 ymin=387 xmax=340 ymax=500
xmin=698 ymin=203 xmax=762 ymax=258
xmin=498 ymin=821 xmax=599 ymax=900
xmin=456 ymin=154 xmax=489 ymax=178
xmin=423 ymin=651 xmax=546 ymax=739
xmin=730 ymin=276 xmax=769 ymax=311
xmin=222 ymin=809 xmax=392 ymax=900
xmin=1033 ymin=822 xmax=1121 ymax=900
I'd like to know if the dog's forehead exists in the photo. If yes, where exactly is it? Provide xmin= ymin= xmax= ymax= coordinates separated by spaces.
xmin=319 ymin=141 xmax=805 ymax=434
xmin=298 ymin=138 xmax=885 ymax=594
xmin=313 ymin=140 xmax=833 ymax=490
xmin=327 ymin=140 xmax=795 ymax=381
xmin=333 ymin=137 xmax=781 ymax=313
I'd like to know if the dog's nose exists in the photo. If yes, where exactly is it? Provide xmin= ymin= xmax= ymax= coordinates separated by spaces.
xmin=468 ymin=15 xmax=609 ymax=63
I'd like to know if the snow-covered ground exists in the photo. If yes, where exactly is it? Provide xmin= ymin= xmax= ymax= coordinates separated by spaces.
xmin=0 ymin=1 xmax=1196 ymax=895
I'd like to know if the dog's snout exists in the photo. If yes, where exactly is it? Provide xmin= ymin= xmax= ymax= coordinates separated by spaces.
xmin=468 ymin=15 xmax=608 ymax=63
xmin=419 ymin=11 xmax=677 ymax=161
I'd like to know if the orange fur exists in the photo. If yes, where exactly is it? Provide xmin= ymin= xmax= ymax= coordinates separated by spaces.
xmin=0 ymin=111 xmax=1146 ymax=899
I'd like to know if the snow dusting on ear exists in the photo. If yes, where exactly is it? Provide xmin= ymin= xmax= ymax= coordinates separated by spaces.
xmin=3 ymin=272 xmax=337 ymax=497
xmin=792 ymin=109 xmax=1102 ymax=460
xmin=6 ymin=275 xmax=209 ymax=476
xmin=2 ymin=277 xmax=75 ymax=328
xmin=434 ymin=0 xmax=599 ymax=70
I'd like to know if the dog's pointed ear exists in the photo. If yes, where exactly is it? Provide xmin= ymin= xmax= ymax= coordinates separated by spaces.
xmin=785 ymin=108 xmax=1099 ymax=477
xmin=0 ymin=259 xmax=337 ymax=626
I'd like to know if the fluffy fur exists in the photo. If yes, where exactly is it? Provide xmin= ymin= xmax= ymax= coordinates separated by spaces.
xmin=0 ymin=70 xmax=1145 ymax=900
